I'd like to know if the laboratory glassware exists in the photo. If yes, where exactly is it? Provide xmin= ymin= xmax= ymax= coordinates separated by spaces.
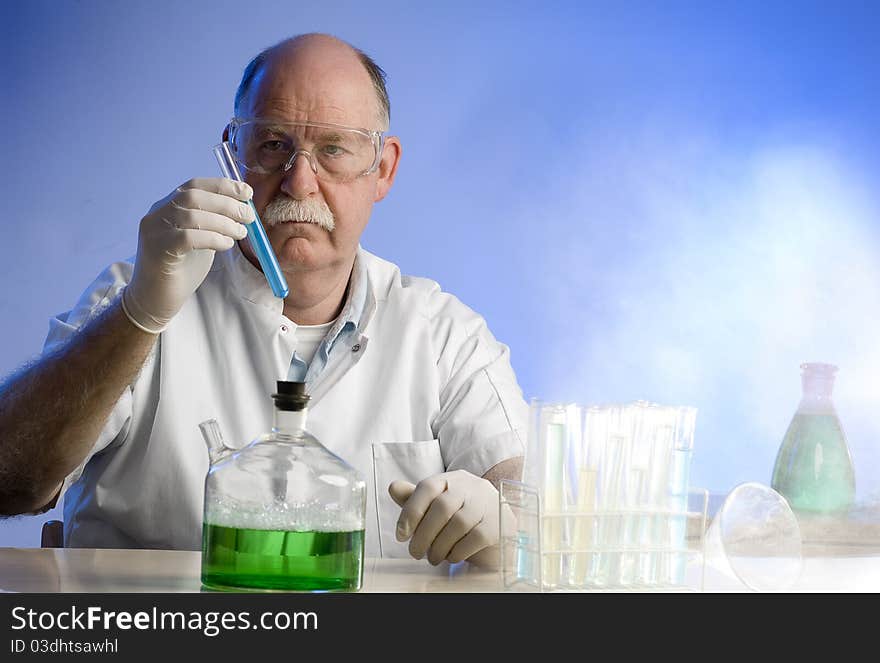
xmin=199 ymin=381 xmax=366 ymax=591
xmin=504 ymin=399 xmax=705 ymax=591
xmin=770 ymin=363 xmax=855 ymax=514
xmin=212 ymin=141 xmax=289 ymax=299
xmin=702 ymin=482 xmax=802 ymax=591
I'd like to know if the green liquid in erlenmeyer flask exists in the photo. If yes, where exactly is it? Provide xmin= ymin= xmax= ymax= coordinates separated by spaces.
xmin=770 ymin=363 xmax=855 ymax=514
xmin=201 ymin=524 xmax=365 ymax=592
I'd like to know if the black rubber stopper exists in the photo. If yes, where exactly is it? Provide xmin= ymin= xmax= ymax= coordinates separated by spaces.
xmin=271 ymin=380 xmax=310 ymax=411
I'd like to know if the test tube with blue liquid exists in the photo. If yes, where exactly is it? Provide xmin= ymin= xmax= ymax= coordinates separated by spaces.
xmin=213 ymin=142 xmax=289 ymax=299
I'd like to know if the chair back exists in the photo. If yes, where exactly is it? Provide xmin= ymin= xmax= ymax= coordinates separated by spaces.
xmin=41 ymin=520 xmax=64 ymax=548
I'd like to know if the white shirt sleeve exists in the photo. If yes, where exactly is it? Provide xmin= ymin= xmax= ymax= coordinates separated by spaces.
xmin=43 ymin=261 xmax=137 ymax=501
xmin=427 ymin=289 xmax=528 ymax=477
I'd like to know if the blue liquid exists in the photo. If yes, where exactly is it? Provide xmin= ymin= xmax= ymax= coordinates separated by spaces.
xmin=245 ymin=200 xmax=289 ymax=299
xmin=212 ymin=142 xmax=289 ymax=299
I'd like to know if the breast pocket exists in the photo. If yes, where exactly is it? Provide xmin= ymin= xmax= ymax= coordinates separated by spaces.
xmin=371 ymin=440 xmax=445 ymax=558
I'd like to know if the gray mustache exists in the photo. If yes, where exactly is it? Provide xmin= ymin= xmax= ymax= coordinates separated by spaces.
xmin=262 ymin=196 xmax=335 ymax=231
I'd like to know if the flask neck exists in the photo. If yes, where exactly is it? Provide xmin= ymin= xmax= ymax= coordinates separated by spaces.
xmin=799 ymin=372 xmax=836 ymax=414
xmin=272 ymin=407 xmax=308 ymax=435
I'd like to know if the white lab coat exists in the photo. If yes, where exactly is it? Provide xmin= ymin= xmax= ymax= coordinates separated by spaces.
xmin=47 ymin=245 xmax=528 ymax=557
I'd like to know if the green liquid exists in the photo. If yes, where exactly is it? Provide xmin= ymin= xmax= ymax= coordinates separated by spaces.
xmin=201 ymin=524 xmax=364 ymax=592
xmin=771 ymin=413 xmax=855 ymax=513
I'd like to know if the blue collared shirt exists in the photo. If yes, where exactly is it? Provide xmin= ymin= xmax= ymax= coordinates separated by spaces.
xmin=287 ymin=251 xmax=368 ymax=383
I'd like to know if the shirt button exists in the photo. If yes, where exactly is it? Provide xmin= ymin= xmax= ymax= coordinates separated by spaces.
xmin=280 ymin=325 xmax=288 ymax=333
xmin=351 ymin=344 xmax=360 ymax=353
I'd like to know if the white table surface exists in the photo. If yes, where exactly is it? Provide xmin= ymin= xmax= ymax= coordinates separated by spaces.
xmin=1 ymin=547 xmax=878 ymax=593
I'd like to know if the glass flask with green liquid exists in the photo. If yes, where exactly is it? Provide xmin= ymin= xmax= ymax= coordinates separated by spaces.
xmin=199 ymin=381 xmax=366 ymax=591
xmin=771 ymin=363 xmax=855 ymax=514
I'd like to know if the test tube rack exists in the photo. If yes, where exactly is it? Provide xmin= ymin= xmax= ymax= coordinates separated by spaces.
xmin=500 ymin=480 xmax=708 ymax=591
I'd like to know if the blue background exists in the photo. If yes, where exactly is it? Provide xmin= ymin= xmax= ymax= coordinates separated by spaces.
xmin=2 ymin=0 xmax=879 ymax=547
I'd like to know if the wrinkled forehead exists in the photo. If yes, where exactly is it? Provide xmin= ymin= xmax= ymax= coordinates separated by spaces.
xmin=244 ymin=121 xmax=368 ymax=142
xmin=241 ymin=48 xmax=379 ymax=129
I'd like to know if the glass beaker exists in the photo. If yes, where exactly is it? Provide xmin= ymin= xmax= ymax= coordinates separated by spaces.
xmin=770 ymin=363 xmax=855 ymax=514
xmin=702 ymin=482 xmax=802 ymax=592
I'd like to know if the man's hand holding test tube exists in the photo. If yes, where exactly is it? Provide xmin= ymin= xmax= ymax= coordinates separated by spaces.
xmin=121 ymin=177 xmax=257 ymax=334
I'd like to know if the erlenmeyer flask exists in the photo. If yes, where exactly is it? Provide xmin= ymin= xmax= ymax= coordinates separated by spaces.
xmin=770 ymin=363 xmax=855 ymax=514
xmin=200 ymin=381 xmax=366 ymax=592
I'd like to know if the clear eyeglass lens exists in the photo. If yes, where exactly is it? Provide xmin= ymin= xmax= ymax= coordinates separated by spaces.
xmin=232 ymin=122 xmax=376 ymax=182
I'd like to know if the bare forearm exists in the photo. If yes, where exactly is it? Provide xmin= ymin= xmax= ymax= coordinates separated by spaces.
xmin=0 ymin=297 xmax=157 ymax=515
xmin=482 ymin=455 xmax=523 ymax=490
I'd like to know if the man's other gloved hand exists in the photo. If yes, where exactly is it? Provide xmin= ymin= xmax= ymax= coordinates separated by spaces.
xmin=388 ymin=470 xmax=515 ymax=569
xmin=121 ymin=178 xmax=254 ymax=333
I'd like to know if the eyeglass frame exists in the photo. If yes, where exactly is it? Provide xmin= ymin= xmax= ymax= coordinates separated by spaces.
xmin=226 ymin=117 xmax=387 ymax=182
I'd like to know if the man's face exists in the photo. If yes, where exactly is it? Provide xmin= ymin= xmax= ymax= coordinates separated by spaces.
xmin=234 ymin=39 xmax=399 ymax=278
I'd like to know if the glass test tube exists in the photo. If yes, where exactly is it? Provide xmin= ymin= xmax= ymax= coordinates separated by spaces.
xmin=642 ymin=422 xmax=674 ymax=585
xmin=212 ymin=142 xmax=289 ymax=299
xmin=570 ymin=406 xmax=598 ymax=586
xmin=541 ymin=406 xmax=567 ymax=588
xmin=666 ymin=407 xmax=697 ymax=585
xmin=593 ymin=429 xmax=630 ymax=585
xmin=621 ymin=403 xmax=650 ymax=586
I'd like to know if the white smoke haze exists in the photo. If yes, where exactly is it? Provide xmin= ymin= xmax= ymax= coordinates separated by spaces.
xmin=524 ymin=127 xmax=880 ymax=501
xmin=262 ymin=195 xmax=336 ymax=232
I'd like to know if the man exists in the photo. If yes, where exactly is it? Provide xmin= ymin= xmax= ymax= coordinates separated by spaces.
xmin=0 ymin=33 xmax=527 ymax=568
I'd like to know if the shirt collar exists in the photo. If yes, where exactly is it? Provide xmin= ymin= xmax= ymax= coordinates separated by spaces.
xmin=214 ymin=242 xmax=369 ymax=350
xmin=323 ymin=248 xmax=368 ymax=352
xmin=216 ymin=242 xmax=285 ymax=313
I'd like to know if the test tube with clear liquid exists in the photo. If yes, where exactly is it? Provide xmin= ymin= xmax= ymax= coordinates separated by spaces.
xmin=541 ymin=406 xmax=567 ymax=589
xmin=569 ymin=405 xmax=601 ymax=587
xmin=619 ymin=402 xmax=652 ymax=586
xmin=213 ymin=142 xmax=289 ymax=299
xmin=592 ymin=428 xmax=632 ymax=586
xmin=666 ymin=407 xmax=696 ymax=585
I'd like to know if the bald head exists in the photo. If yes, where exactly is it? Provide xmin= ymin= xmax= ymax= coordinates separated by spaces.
xmin=234 ymin=33 xmax=390 ymax=130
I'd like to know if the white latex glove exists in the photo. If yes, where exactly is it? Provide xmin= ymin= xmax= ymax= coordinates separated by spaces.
xmin=389 ymin=470 xmax=515 ymax=569
xmin=121 ymin=178 xmax=254 ymax=333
